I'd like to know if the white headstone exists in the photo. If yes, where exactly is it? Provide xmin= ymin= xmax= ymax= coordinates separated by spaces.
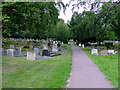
xmin=108 ymin=50 xmax=114 ymax=54
xmin=62 ymin=42 xmax=63 ymax=45
xmin=91 ymin=49 xmax=98 ymax=55
xmin=82 ymin=44 xmax=84 ymax=48
xmin=7 ymin=49 xmax=14 ymax=57
xmin=27 ymin=52 xmax=36 ymax=60
xmin=53 ymin=41 xmax=56 ymax=44
xmin=79 ymin=44 xmax=81 ymax=46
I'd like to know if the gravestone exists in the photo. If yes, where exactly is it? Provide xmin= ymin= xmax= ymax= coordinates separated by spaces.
xmin=27 ymin=52 xmax=36 ymax=60
xmin=43 ymin=43 xmax=48 ymax=50
xmin=100 ymin=50 xmax=108 ymax=55
xmin=42 ymin=50 xmax=50 ymax=56
xmin=52 ymin=44 xmax=58 ymax=52
xmin=29 ymin=45 xmax=33 ymax=50
xmin=53 ymin=41 xmax=56 ymax=44
xmin=18 ymin=46 xmax=23 ymax=54
xmin=79 ymin=43 xmax=81 ymax=46
xmin=62 ymin=42 xmax=63 ymax=45
xmin=108 ymin=49 xmax=114 ymax=54
xmin=82 ymin=44 xmax=84 ymax=48
xmin=10 ymin=45 xmax=14 ymax=49
xmin=7 ymin=49 xmax=14 ymax=57
xmin=34 ymin=48 xmax=40 ymax=55
xmin=91 ymin=49 xmax=98 ymax=55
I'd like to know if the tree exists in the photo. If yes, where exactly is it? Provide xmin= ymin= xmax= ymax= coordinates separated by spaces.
xmin=53 ymin=21 xmax=70 ymax=43
xmin=2 ymin=2 xmax=60 ymax=39
xmin=69 ymin=11 xmax=97 ymax=44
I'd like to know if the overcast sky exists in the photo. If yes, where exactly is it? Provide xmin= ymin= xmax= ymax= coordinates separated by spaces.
xmin=58 ymin=0 xmax=118 ymax=23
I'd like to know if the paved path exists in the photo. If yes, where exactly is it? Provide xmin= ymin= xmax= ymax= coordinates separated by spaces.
xmin=68 ymin=44 xmax=113 ymax=88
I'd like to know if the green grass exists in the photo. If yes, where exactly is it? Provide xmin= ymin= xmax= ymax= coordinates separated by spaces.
xmin=2 ymin=44 xmax=72 ymax=88
xmin=79 ymin=46 xmax=118 ymax=88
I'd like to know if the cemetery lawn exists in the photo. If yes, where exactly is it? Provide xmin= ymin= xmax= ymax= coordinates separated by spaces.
xmin=81 ymin=47 xmax=118 ymax=88
xmin=2 ymin=44 xmax=72 ymax=88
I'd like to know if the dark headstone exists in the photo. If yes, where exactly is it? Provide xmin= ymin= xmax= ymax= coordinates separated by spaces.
xmin=42 ymin=49 xmax=50 ymax=56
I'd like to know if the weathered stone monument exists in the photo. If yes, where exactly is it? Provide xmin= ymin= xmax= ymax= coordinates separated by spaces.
xmin=91 ymin=49 xmax=98 ymax=55
xmin=27 ymin=52 xmax=36 ymax=60
xmin=29 ymin=45 xmax=33 ymax=50
xmin=100 ymin=50 xmax=108 ymax=55
xmin=18 ymin=46 xmax=23 ymax=54
xmin=7 ymin=49 xmax=14 ymax=57
xmin=52 ymin=44 xmax=58 ymax=52
xmin=43 ymin=43 xmax=48 ymax=50
xmin=34 ymin=48 xmax=40 ymax=55
xmin=10 ymin=45 xmax=14 ymax=49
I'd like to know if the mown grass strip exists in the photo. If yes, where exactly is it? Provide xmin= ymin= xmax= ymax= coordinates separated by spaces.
xmin=2 ymin=44 xmax=72 ymax=88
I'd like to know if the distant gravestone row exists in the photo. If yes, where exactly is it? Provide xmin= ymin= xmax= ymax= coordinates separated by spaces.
xmin=2 ymin=40 xmax=66 ymax=60
xmin=91 ymin=48 xmax=117 ymax=56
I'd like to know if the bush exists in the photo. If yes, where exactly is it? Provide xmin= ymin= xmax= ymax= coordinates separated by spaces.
xmin=104 ymin=42 xmax=113 ymax=49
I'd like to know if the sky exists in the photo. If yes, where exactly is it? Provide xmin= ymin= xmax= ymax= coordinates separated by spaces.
xmin=58 ymin=0 xmax=86 ymax=23
xmin=58 ymin=0 xmax=118 ymax=23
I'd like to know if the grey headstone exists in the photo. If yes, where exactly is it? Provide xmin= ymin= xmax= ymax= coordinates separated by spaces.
xmin=29 ymin=45 xmax=33 ymax=50
xmin=27 ymin=52 xmax=36 ymax=60
xmin=34 ymin=48 xmax=40 ymax=55
xmin=18 ymin=46 xmax=23 ymax=54
xmin=52 ymin=44 xmax=58 ymax=52
xmin=10 ymin=45 xmax=14 ymax=49
xmin=43 ymin=44 xmax=48 ymax=50
xmin=7 ymin=49 xmax=14 ymax=57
